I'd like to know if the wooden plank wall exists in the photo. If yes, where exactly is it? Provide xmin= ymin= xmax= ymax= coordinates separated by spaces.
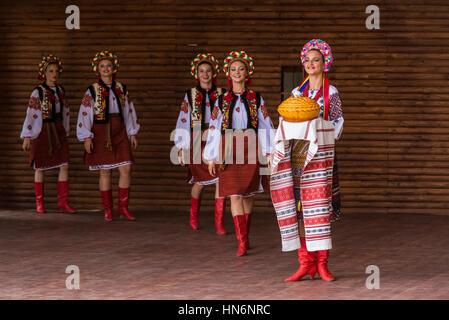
xmin=0 ymin=0 xmax=448 ymax=216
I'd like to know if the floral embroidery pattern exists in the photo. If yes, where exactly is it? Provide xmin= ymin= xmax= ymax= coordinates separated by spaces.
xmin=180 ymin=100 xmax=189 ymax=113
xmin=81 ymin=94 xmax=94 ymax=108
xmin=33 ymin=114 xmax=38 ymax=119
xmin=181 ymin=118 xmax=187 ymax=123
xmin=190 ymin=88 xmax=203 ymax=128
xmin=245 ymin=89 xmax=258 ymax=129
xmin=28 ymin=96 xmax=41 ymax=110
xmin=27 ymin=125 xmax=32 ymax=130
xmin=221 ymin=92 xmax=235 ymax=131
xmin=211 ymin=105 xmax=220 ymax=120
xmin=260 ymin=105 xmax=269 ymax=119
xmin=220 ymin=89 xmax=259 ymax=131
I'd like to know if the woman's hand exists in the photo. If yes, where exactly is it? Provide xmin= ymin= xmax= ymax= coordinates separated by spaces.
xmin=267 ymin=154 xmax=273 ymax=168
xmin=130 ymin=135 xmax=138 ymax=149
xmin=178 ymin=149 xmax=185 ymax=166
xmin=84 ymin=138 xmax=93 ymax=154
xmin=22 ymin=137 xmax=31 ymax=152
xmin=208 ymin=161 xmax=216 ymax=177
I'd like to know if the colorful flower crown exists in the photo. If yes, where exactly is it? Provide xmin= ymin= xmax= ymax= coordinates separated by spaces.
xmin=223 ymin=50 xmax=255 ymax=79
xmin=38 ymin=55 xmax=63 ymax=80
xmin=190 ymin=53 xmax=219 ymax=79
xmin=92 ymin=51 xmax=119 ymax=75
xmin=300 ymin=39 xmax=333 ymax=72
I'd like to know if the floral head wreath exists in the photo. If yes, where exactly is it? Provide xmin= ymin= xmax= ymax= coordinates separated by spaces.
xmin=92 ymin=51 xmax=119 ymax=76
xmin=223 ymin=50 xmax=255 ymax=79
xmin=190 ymin=53 xmax=220 ymax=80
xmin=300 ymin=39 xmax=333 ymax=72
xmin=38 ymin=55 xmax=63 ymax=81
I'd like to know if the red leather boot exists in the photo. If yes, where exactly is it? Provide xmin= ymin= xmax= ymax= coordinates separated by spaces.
xmin=245 ymin=212 xmax=252 ymax=249
xmin=34 ymin=182 xmax=45 ymax=213
xmin=57 ymin=181 xmax=76 ymax=213
xmin=101 ymin=190 xmax=113 ymax=222
xmin=316 ymin=250 xmax=335 ymax=281
xmin=233 ymin=215 xmax=248 ymax=256
xmin=214 ymin=197 xmax=227 ymax=235
xmin=190 ymin=196 xmax=200 ymax=230
xmin=117 ymin=187 xmax=136 ymax=220
xmin=284 ymin=237 xmax=317 ymax=281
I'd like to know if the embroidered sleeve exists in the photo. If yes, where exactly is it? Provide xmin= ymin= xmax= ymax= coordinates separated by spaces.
xmin=211 ymin=104 xmax=220 ymax=120
xmin=123 ymin=92 xmax=140 ymax=137
xmin=180 ymin=99 xmax=189 ymax=114
xmin=328 ymin=86 xmax=344 ymax=140
xmin=28 ymin=96 xmax=41 ymax=110
xmin=329 ymin=93 xmax=343 ymax=121
xmin=20 ymin=89 xmax=43 ymax=139
xmin=203 ymin=99 xmax=223 ymax=162
xmin=81 ymin=92 xmax=94 ymax=108
xmin=76 ymin=89 xmax=94 ymax=141
xmin=257 ymin=96 xmax=275 ymax=156
xmin=174 ymin=93 xmax=191 ymax=150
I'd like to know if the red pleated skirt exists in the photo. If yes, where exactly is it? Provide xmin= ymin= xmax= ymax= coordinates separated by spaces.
xmin=84 ymin=115 xmax=134 ymax=169
xmin=29 ymin=118 xmax=69 ymax=170
xmin=217 ymin=131 xmax=263 ymax=197
xmin=186 ymin=131 xmax=217 ymax=184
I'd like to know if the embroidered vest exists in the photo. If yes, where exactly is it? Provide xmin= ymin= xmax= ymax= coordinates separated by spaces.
xmin=218 ymin=89 xmax=261 ymax=134
xmin=35 ymin=83 xmax=65 ymax=123
xmin=88 ymin=80 xmax=126 ymax=123
xmin=186 ymin=86 xmax=225 ymax=129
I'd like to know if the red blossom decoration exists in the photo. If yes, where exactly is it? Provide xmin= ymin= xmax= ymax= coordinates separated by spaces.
xmin=114 ymin=87 xmax=123 ymax=96
xmin=33 ymin=114 xmax=38 ymax=119
xmin=247 ymin=90 xmax=256 ymax=101
xmin=195 ymin=93 xmax=203 ymax=104
xmin=101 ymin=88 xmax=110 ymax=97
xmin=181 ymin=118 xmax=187 ymax=123
xmin=47 ymin=91 xmax=57 ymax=102
xmin=224 ymin=92 xmax=234 ymax=103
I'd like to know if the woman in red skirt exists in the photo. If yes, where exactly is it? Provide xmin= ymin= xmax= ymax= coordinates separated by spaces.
xmin=204 ymin=51 xmax=273 ymax=256
xmin=175 ymin=53 xmax=227 ymax=234
xmin=77 ymin=51 xmax=140 ymax=222
xmin=20 ymin=55 xmax=76 ymax=214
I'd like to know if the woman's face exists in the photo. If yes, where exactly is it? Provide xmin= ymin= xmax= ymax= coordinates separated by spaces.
xmin=45 ymin=64 xmax=59 ymax=83
xmin=304 ymin=50 xmax=325 ymax=75
xmin=198 ymin=63 xmax=213 ymax=85
xmin=99 ymin=59 xmax=113 ymax=78
xmin=229 ymin=60 xmax=248 ymax=84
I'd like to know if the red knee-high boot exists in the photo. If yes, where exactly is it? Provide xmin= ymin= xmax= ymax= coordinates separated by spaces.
xmin=190 ymin=196 xmax=200 ymax=230
xmin=101 ymin=190 xmax=113 ymax=222
xmin=233 ymin=215 xmax=248 ymax=256
xmin=57 ymin=181 xmax=76 ymax=213
xmin=245 ymin=213 xmax=252 ymax=249
xmin=117 ymin=187 xmax=136 ymax=220
xmin=214 ymin=198 xmax=227 ymax=235
xmin=284 ymin=237 xmax=317 ymax=281
xmin=316 ymin=250 xmax=335 ymax=281
xmin=34 ymin=182 xmax=45 ymax=213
